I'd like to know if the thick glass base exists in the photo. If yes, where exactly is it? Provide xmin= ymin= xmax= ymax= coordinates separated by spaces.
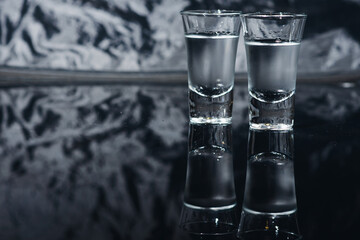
xmin=179 ymin=203 xmax=238 ymax=236
xmin=189 ymin=88 xmax=233 ymax=125
xmin=249 ymin=90 xmax=294 ymax=130
xmin=237 ymin=208 xmax=301 ymax=240
xmin=238 ymin=230 xmax=302 ymax=240
xmin=190 ymin=117 xmax=232 ymax=124
xmin=249 ymin=123 xmax=293 ymax=131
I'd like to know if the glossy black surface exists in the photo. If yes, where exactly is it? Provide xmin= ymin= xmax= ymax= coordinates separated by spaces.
xmin=0 ymin=75 xmax=360 ymax=240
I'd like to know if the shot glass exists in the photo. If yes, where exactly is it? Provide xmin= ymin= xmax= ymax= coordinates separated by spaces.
xmin=241 ymin=13 xmax=306 ymax=130
xmin=181 ymin=10 xmax=241 ymax=124
xmin=238 ymin=130 xmax=301 ymax=240
xmin=179 ymin=123 xmax=237 ymax=235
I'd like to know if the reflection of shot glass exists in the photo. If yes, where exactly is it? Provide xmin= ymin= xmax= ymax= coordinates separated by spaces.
xmin=181 ymin=10 xmax=241 ymax=124
xmin=241 ymin=13 xmax=306 ymax=130
xmin=179 ymin=124 xmax=237 ymax=236
xmin=238 ymin=130 xmax=301 ymax=240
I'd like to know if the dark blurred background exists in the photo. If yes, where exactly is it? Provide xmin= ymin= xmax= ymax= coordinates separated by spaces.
xmin=0 ymin=0 xmax=360 ymax=73
xmin=1 ymin=1 xmax=360 ymax=240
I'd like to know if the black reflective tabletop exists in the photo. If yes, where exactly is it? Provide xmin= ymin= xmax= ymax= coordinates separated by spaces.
xmin=0 ymin=71 xmax=359 ymax=240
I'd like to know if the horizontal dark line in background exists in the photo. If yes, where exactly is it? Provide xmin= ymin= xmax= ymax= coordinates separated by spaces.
xmin=0 ymin=67 xmax=360 ymax=87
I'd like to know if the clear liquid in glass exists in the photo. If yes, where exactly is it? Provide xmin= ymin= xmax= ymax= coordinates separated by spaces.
xmin=243 ymin=152 xmax=297 ymax=214
xmin=245 ymin=40 xmax=300 ymax=130
xmin=184 ymin=146 xmax=236 ymax=209
xmin=186 ymin=33 xmax=238 ymax=124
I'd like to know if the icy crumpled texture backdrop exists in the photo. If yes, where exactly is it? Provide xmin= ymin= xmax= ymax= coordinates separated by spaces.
xmin=0 ymin=0 xmax=360 ymax=73
xmin=0 ymin=84 xmax=189 ymax=240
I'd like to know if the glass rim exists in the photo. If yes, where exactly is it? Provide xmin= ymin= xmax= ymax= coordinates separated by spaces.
xmin=242 ymin=12 xmax=307 ymax=19
xmin=180 ymin=10 xmax=242 ymax=16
